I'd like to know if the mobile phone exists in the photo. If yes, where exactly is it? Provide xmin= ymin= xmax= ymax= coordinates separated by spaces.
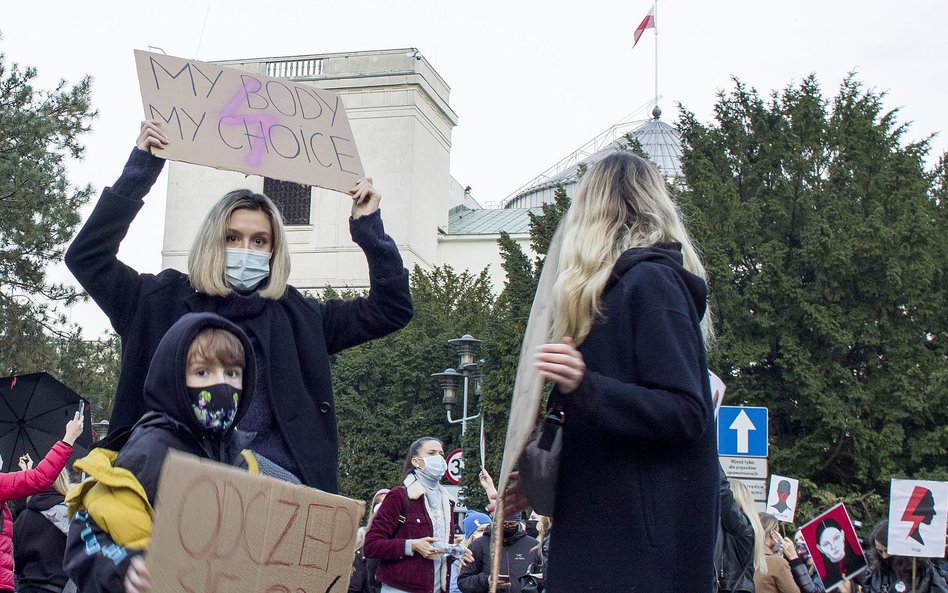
xmin=497 ymin=575 xmax=510 ymax=584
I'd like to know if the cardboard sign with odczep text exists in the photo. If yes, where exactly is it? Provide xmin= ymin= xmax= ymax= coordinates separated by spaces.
xmin=134 ymin=50 xmax=364 ymax=193
xmin=148 ymin=451 xmax=364 ymax=593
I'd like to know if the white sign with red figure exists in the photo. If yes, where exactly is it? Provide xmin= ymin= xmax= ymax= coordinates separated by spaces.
xmin=887 ymin=479 xmax=948 ymax=558
xmin=766 ymin=474 xmax=799 ymax=523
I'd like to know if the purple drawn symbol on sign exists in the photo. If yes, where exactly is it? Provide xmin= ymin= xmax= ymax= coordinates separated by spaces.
xmin=219 ymin=77 xmax=277 ymax=169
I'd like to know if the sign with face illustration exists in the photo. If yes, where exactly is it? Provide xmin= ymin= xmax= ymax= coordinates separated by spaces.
xmin=887 ymin=479 xmax=948 ymax=557
xmin=766 ymin=474 xmax=799 ymax=523
xmin=799 ymin=503 xmax=868 ymax=592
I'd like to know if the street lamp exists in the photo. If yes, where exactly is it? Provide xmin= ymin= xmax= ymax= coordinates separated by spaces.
xmin=431 ymin=334 xmax=482 ymax=435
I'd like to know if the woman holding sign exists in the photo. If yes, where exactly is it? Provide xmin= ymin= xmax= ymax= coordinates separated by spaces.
xmin=64 ymin=120 xmax=412 ymax=492
xmin=528 ymin=152 xmax=719 ymax=592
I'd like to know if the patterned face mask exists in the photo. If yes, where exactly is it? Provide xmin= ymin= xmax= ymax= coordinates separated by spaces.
xmin=188 ymin=384 xmax=240 ymax=433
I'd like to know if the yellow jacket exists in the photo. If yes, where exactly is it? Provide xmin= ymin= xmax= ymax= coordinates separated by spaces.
xmin=66 ymin=448 xmax=259 ymax=550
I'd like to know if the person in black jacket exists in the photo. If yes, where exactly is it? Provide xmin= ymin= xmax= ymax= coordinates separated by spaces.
xmin=12 ymin=470 xmax=74 ymax=593
xmin=63 ymin=120 xmax=413 ymax=493
xmin=526 ymin=152 xmax=719 ymax=592
xmin=717 ymin=467 xmax=764 ymax=593
xmin=63 ymin=312 xmax=299 ymax=593
xmin=458 ymin=514 xmax=538 ymax=593
xmin=854 ymin=520 xmax=948 ymax=593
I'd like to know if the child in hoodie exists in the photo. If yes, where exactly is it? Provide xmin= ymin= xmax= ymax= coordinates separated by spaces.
xmin=64 ymin=312 xmax=299 ymax=593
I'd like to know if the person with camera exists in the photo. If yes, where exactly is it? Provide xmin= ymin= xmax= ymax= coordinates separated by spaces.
xmin=778 ymin=532 xmax=826 ymax=593
xmin=0 ymin=412 xmax=84 ymax=593
xmin=457 ymin=513 xmax=538 ymax=593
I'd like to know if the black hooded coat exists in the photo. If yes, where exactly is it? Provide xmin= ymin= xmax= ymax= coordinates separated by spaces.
xmin=544 ymin=243 xmax=719 ymax=593
xmin=64 ymin=313 xmax=296 ymax=593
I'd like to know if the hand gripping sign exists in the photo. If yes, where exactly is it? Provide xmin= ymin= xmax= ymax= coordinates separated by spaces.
xmin=135 ymin=50 xmax=364 ymax=193
xmin=148 ymin=451 xmax=364 ymax=593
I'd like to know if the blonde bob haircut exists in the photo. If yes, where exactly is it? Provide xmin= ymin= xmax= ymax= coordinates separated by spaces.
xmin=551 ymin=151 xmax=713 ymax=346
xmin=188 ymin=190 xmax=291 ymax=300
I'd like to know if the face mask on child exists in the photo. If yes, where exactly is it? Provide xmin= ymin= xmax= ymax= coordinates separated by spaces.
xmin=225 ymin=248 xmax=271 ymax=291
xmin=189 ymin=384 xmax=240 ymax=433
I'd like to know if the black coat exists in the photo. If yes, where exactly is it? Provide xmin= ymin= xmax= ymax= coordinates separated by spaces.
xmin=13 ymin=489 xmax=69 ymax=590
xmin=64 ymin=148 xmax=413 ymax=491
xmin=458 ymin=528 xmax=538 ymax=593
xmin=718 ymin=466 xmax=756 ymax=593
xmin=546 ymin=244 xmax=719 ymax=593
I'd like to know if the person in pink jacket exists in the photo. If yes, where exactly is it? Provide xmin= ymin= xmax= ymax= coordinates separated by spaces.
xmin=0 ymin=411 xmax=84 ymax=593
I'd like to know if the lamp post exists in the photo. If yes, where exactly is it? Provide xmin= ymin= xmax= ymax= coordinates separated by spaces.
xmin=431 ymin=334 xmax=482 ymax=435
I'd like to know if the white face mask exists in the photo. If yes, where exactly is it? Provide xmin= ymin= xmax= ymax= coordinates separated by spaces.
xmin=417 ymin=454 xmax=447 ymax=481
xmin=225 ymin=248 xmax=271 ymax=291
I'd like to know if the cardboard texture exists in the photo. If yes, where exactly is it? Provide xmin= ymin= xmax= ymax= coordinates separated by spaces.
xmin=149 ymin=451 xmax=364 ymax=593
xmin=134 ymin=50 xmax=364 ymax=193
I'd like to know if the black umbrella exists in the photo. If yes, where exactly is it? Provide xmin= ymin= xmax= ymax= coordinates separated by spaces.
xmin=0 ymin=372 xmax=93 ymax=473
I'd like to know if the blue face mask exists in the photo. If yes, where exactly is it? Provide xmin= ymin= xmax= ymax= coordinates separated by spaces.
xmin=225 ymin=248 xmax=271 ymax=291
xmin=418 ymin=454 xmax=447 ymax=481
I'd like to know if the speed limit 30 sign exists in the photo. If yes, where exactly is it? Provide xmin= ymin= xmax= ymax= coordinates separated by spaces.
xmin=445 ymin=448 xmax=463 ymax=485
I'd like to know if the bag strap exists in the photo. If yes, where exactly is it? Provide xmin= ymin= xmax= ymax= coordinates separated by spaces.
xmin=392 ymin=486 xmax=411 ymax=536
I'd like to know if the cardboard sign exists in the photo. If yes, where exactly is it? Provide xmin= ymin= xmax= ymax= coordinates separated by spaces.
xmin=766 ymin=474 xmax=799 ymax=523
xmin=887 ymin=479 xmax=948 ymax=557
xmin=798 ymin=503 xmax=868 ymax=592
xmin=135 ymin=50 xmax=364 ymax=193
xmin=148 ymin=451 xmax=364 ymax=593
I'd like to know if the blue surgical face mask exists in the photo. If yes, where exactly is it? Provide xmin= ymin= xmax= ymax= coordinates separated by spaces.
xmin=225 ymin=248 xmax=271 ymax=291
xmin=418 ymin=454 xmax=447 ymax=481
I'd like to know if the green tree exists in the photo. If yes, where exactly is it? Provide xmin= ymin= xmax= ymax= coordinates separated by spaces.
xmin=676 ymin=75 xmax=947 ymax=526
xmin=0 ymin=42 xmax=97 ymax=376
xmin=330 ymin=266 xmax=497 ymax=509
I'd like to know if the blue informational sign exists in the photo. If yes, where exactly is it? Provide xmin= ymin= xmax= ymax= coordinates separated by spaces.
xmin=717 ymin=406 xmax=768 ymax=457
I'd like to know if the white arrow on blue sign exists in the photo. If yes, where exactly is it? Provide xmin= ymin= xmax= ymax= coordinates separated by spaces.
xmin=717 ymin=406 xmax=768 ymax=457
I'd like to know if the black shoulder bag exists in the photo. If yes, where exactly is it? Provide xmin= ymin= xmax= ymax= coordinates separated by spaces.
xmin=517 ymin=391 xmax=566 ymax=517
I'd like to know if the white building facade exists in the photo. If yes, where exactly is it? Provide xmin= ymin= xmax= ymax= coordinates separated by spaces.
xmin=160 ymin=49 xmax=680 ymax=294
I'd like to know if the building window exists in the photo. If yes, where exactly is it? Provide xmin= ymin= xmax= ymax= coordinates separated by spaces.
xmin=263 ymin=178 xmax=311 ymax=225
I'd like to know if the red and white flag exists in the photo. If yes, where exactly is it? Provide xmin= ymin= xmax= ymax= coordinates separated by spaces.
xmin=633 ymin=5 xmax=656 ymax=48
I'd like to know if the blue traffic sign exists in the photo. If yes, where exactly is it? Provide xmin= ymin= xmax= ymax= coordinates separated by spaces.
xmin=718 ymin=406 xmax=768 ymax=457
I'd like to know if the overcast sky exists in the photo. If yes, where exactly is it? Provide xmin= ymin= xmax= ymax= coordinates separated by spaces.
xmin=4 ymin=0 xmax=946 ymax=336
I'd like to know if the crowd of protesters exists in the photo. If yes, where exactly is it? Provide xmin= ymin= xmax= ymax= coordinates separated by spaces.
xmin=3 ymin=122 xmax=947 ymax=593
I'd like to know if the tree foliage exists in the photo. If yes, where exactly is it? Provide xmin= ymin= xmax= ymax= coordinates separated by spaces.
xmin=0 ymin=43 xmax=117 ymax=418
xmin=0 ymin=48 xmax=96 ymax=334
xmin=676 ymin=75 xmax=947 ymax=526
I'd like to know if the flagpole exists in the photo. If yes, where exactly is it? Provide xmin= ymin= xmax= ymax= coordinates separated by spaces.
xmin=654 ymin=0 xmax=659 ymax=111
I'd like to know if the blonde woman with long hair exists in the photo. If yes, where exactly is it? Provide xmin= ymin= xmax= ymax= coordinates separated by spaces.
xmin=531 ymin=151 xmax=718 ymax=592
xmin=719 ymin=470 xmax=768 ymax=593
xmin=64 ymin=120 xmax=413 ymax=492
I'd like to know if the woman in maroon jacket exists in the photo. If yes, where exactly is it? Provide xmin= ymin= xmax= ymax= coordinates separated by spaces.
xmin=0 ymin=412 xmax=83 ymax=592
xmin=363 ymin=437 xmax=471 ymax=593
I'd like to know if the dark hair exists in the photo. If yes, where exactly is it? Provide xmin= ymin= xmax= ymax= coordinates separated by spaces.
xmin=869 ymin=520 xmax=889 ymax=566
xmin=402 ymin=437 xmax=442 ymax=478
xmin=815 ymin=517 xmax=843 ymax=541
